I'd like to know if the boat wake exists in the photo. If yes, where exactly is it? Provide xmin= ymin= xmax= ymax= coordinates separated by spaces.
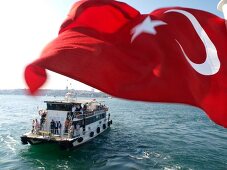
xmin=2 ymin=135 xmax=18 ymax=153
xmin=129 ymin=151 xmax=151 ymax=160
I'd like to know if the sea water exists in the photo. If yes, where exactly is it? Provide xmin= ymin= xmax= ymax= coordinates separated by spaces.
xmin=0 ymin=95 xmax=227 ymax=170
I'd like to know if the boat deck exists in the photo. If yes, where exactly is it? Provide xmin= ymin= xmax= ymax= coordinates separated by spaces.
xmin=26 ymin=131 xmax=72 ymax=142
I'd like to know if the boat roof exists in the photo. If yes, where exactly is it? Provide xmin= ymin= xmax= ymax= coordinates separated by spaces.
xmin=44 ymin=99 xmax=103 ymax=105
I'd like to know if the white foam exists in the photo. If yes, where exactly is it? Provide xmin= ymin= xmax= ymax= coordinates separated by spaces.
xmin=3 ymin=135 xmax=18 ymax=153
xmin=164 ymin=165 xmax=182 ymax=170
xmin=142 ymin=151 xmax=150 ymax=159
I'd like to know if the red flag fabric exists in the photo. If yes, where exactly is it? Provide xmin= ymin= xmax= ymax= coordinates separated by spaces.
xmin=25 ymin=0 xmax=227 ymax=127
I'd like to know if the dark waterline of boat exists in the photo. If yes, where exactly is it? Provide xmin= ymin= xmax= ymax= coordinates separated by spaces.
xmin=0 ymin=95 xmax=227 ymax=170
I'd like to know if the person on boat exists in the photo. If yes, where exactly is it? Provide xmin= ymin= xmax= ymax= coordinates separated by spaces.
xmin=55 ymin=120 xmax=59 ymax=134
xmin=76 ymin=104 xmax=81 ymax=111
xmin=68 ymin=124 xmax=74 ymax=138
xmin=83 ymin=104 xmax=87 ymax=112
xmin=50 ymin=119 xmax=55 ymax=134
xmin=58 ymin=121 xmax=62 ymax=136
xmin=72 ymin=111 xmax=76 ymax=120
xmin=40 ymin=111 xmax=47 ymax=130
xmin=67 ymin=111 xmax=73 ymax=121
xmin=72 ymin=104 xmax=76 ymax=113
xmin=34 ymin=119 xmax=40 ymax=134
xmin=40 ymin=118 xmax=44 ymax=130
xmin=32 ymin=119 xmax=35 ymax=133
xmin=64 ymin=118 xmax=70 ymax=133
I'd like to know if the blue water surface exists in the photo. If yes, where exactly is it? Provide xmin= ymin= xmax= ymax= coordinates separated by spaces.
xmin=0 ymin=95 xmax=227 ymax=170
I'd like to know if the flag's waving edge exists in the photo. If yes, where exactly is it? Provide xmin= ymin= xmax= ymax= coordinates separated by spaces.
xmin=25 ymin=64 xmax=47 ymax=94
xmin=59 ymin=0 xmax=140 ymax=34
xmin=25 ymin=0 xmax=227 ymax=128
xmin=25 ymin=0 xmax=140 ymax=94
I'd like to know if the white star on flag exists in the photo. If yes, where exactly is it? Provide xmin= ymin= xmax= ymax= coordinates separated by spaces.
xmin=131 ymin=16 xmax=167 ymax=42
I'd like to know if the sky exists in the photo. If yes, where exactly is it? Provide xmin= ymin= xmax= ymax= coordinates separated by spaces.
xmin=0 ymin=0 xmax=223 ymax=90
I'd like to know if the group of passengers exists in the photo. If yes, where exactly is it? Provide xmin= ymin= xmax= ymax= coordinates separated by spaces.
xmin=64 ymin=118 xmax=81 ymax=138
xmin=31 ymin=104 xmax=85 ymax=137
xmin=72 ymin=104 xmax=82 ymax=113
xmin=32 ymin=119 xmax=40 ymax=134
xmin=63 ymin=104 xmax=83 ymax=138
xmin=50 ymin=120 xmax=62 ymax=135
xmin=66 ymin=104 xmax=84 ymax=122
xmin=31 ymin=110 xmax=47 ymax=134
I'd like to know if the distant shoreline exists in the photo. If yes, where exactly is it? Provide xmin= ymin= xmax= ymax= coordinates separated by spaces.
xmin=0 ymin=89 xmax=110 ymax=98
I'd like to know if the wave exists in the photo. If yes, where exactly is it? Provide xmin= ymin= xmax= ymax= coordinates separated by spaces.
xmin=1 ymin=134 xmax=19 ymax=153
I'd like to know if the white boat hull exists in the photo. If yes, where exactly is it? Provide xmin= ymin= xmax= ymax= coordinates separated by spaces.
xmin=21 ymin=97 xmax=112 ymax=149
xmin=21 ymin=120 xmax=112 ymax=149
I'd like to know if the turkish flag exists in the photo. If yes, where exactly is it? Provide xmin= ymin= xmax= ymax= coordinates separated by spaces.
xmin=25 ymin=0 xmax=227 ymax=127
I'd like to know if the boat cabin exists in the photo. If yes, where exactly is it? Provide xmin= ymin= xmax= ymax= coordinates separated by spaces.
xmin=38 ymin=99 xmax=108 ymax=138
xmin=21 ymin=93 xmax=112 ymax=149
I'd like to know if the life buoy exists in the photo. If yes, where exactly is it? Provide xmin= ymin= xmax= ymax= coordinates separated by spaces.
xmin=90 ymin=131 xmax=94 ymax=137
xmin=103 ymin=124 xmax=106 ymax=129
xmin=96 ymin=127 xmax=100 ymax=134
xmin=77 ymin=137 xmax=83 ymax=143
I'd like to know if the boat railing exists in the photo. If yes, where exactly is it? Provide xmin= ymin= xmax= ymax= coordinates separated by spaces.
xmin=38 ymin=130 xmax=52 ymax=137
xmin=74 ymin=108 xmax=106 ymax=119
xmin=84 ymin=111 xmax=95 ymax=117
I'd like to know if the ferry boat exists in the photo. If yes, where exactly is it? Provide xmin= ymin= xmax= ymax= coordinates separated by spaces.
xmin=21 ymin=91 xmax=112 ymax=149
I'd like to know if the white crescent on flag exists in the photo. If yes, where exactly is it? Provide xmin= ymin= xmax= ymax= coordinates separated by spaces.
xmin=165 ymin=9 xmax=221 ymax=76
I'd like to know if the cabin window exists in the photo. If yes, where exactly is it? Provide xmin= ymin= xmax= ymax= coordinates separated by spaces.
xmin=47 ymin=103 xmax=73 ymax=111
xmin=84 ymin=113 xmax=106 ymax=126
